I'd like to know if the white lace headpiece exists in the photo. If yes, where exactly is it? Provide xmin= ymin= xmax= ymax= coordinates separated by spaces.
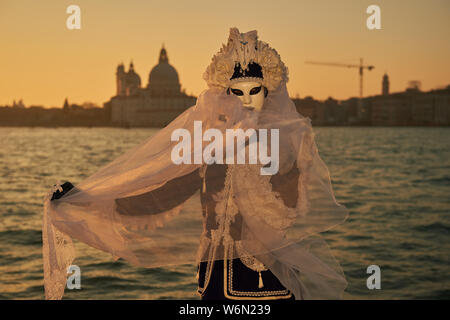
xmin=203 ymin=27 xmax=289 ymax=91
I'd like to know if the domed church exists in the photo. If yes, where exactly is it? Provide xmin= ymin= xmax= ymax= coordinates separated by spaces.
xmin=106 ymin=45 xmax=196 ymax=127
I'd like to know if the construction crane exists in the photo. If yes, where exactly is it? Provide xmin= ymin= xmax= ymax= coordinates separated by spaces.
xmin=304 ymin=58 xmax=375 ymax=99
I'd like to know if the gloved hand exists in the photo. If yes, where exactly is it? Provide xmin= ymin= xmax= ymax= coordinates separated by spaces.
xmin=51 ymin=181 xmax=74 ymax=201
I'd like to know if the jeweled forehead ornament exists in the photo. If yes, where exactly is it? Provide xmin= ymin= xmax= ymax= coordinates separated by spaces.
xmin=203 ymin=27 xmax=289 ymax=91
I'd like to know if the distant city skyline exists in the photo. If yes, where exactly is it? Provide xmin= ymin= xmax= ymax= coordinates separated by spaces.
xmin=0 ymin=0 xmax=449 ymax=107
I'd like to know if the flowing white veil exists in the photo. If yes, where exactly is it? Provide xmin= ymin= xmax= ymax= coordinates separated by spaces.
xmin=42 ymin=28 xmax=348 ymax=300
xmin=43 ymin=82 xmax=348 ymax=300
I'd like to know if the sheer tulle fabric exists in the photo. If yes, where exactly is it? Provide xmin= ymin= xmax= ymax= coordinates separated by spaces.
xmin=43 ymin=82 xmax=348 ymax=300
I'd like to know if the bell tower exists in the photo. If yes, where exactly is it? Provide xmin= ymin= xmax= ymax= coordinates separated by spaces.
xmin=382 ymin=73 xmax=389 ymax=96
xmin=116 ymin=63 xmax=126 ymax=96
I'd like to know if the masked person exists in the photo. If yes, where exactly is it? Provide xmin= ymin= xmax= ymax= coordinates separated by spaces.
xmin=44 ymin=28 xmax=349 ymax=300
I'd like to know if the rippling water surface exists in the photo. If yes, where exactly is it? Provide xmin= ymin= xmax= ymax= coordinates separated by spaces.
xmin=0 ymin=127 xmax=449 ymax=299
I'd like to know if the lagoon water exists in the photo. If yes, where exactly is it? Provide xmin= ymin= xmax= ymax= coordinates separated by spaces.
xmin=0 ymin=126 xmax=449 ymax=299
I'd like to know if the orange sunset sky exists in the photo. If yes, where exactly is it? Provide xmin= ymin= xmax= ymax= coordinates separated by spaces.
xmin=0 ymin=0 xmax=449 ymax=107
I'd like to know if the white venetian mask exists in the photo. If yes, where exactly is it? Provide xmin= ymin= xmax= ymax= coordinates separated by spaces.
xmin=229 ymin=81 xmax=265 ymax=112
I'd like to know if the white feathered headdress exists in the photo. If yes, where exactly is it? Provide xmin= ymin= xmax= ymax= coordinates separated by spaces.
xmin=203 ymin=27 xmax=289 ymax=91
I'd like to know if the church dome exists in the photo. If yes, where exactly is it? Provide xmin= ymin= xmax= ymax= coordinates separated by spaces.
xmin=148 ymin=47 xmax=180 ymax=86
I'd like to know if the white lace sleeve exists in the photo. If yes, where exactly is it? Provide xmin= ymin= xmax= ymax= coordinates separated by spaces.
xmin=43 ymin=193 xmax=75 ymax=300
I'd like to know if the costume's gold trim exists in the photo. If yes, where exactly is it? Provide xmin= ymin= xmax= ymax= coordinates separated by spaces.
xmin=196 ymin=258 xmax=216 ymax=297
xmin=223 ymin=243 xmax=292 ymax=300
xmin=196 ymin=262 xmax=206 ymax=296
xmin=197 ymin=170 xmax=215 ymax=298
